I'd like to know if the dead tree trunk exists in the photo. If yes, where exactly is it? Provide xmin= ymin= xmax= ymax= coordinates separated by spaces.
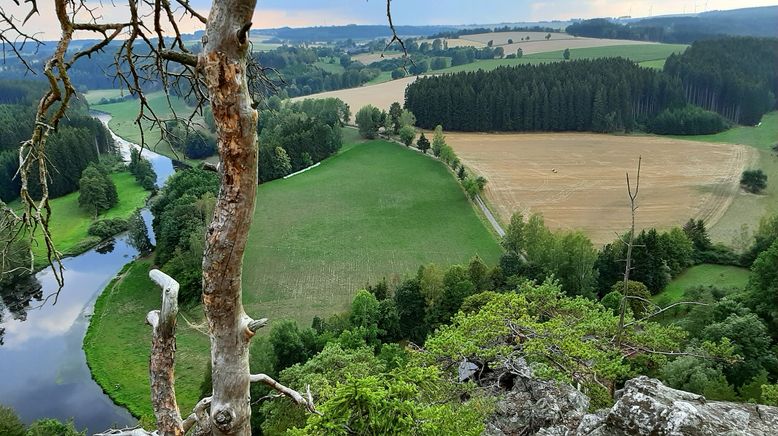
xmin=200 ymin=1 xmax=259 ymax=434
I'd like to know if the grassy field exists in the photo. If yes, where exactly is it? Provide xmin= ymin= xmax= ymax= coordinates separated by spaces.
xmin=91 ymin=90 xmax=211 ymax=166
xmin=25 ymin=171 xmax=149 ymax=259
xmin=243 ymin=139 xmax=502 ymax=326
xmin=654 ymin=264 xmax=751 ymax=304
xmin=673 ymin=112 xmax=778 ymax=243
xmin=670 ymin=111 xmax=778 ymax=151
xmin=84 ymin=260 xmax=209 ymax=423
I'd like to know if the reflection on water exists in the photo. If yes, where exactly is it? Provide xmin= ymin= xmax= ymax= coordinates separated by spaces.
xmin=0 ymin=237 xmax=139 ymax=432
xmin=0 ymin=112 xmax=176 ymax=434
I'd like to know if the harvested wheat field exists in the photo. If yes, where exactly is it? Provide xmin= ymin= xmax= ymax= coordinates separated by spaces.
xmin=292 ymin=76 xmax=416 ymax=111
xmin=352 ymin=51 xmax=404 ymax=65
xmin=446 ymin=132 xmax=757 ymax=244
xmin=459 ymin=31 xmax=656 ymax=55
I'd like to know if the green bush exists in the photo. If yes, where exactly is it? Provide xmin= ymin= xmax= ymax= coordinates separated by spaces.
xmin=649 ymin=106 xmax=730 ymax=135
xmin=25 ymin=419 xmax=84 ymax=436
xmin=87 ymin=217 xmax=129 ymax=239
xmin=0 ymin=405 xmax=26 ymax=436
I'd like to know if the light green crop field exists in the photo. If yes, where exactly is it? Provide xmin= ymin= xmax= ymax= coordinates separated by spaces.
xmin=432 ymin=44 xmax=686 ymax=74
xmin=92 ymin=90 xmax=213 ymax=166
xmin=314 ymin=59 xmax=346 ymax=74
xmin=243 ymin=139 xmax=502 ymax=326
xmin=25 ymin=171 xmax=149 ymax=259
xmin=677 ymin=112 xmax=778 ymax=243
xmin=654 ymin=264 xmax=751 ymax=304
xmin=84 ymin=260 xmax=209 ymax=423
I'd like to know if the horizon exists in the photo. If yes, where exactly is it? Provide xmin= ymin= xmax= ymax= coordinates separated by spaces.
xmin=8 ymin=1 xmax=778 ymax=40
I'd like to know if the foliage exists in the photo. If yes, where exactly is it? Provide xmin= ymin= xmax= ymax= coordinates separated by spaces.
xmin=416 ymin=132 xmax=430 ymax=154
xmin=510 ymin=213 xmax=598 ymax=298
xmin=288 ymin=366 xmax=486 ymax=436
xmin=406 ymin=58 xmax=684 ymax=132
xmin=258 ymin=105 xmax=343 ymax=182
xmin=664 ymin=37 xmax=778 ymax=125
xmin=25 ymin=419 xmax=84 ymax=436
xmin=127 ymin=211 xmax=153 ymax=255
xmin=660 ymin=356 xmax=739 ymax=401
xmin=398 ymin=125 xmax=416 ymax=147
xmin=87 ymin=217 xmax=129 ymax=239
xmin=609 ymin=280 xmax=652 ymax=318
xmin=0 ymin=404 xmax=25 ymax=436
xmin=746 ymin=240 xmax=778 ymax=335
xmin=355 ymin=105 xmax=384 ymax=139
xmin=150 ymin=169 xmax=218 ymax=302
xmin=741 ymin=169 xmax=768 ymax=193
xmin=423 ymin=281 xmax=687 ymax=396
xmin=78 ymin=164 xmax=118 ymax=217
xmin=649 ymin=105 xmax=730 ymax=135
xmin=388 ymin=102 xmax=403 ymax=134
xmin=127 ymin=149 xmax=157 ymax=191
xmin=431 ymin=125 xmax=446 ymax=157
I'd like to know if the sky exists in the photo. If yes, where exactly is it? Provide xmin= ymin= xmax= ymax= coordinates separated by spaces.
xmin=10 ymin=0 xmax=778 ymax=40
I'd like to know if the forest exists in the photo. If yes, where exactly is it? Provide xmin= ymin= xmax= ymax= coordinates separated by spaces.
xmin=406 ymin=37 xmax=777 ymax=133
xmin=406 ymin=58 xmax=685 ymax=132
xmin=0 ymin=81 xmax=115 ymax=202
xmin=664 ymin=37 xmax=778 ymax=125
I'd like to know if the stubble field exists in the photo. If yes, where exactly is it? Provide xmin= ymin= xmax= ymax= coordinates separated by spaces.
xmin=446 ymin=132 xmax=756 ymax=244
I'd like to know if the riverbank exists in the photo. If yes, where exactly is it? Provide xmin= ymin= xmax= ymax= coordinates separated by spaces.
xmin=83 ymin=259 xmax=210 ymax=424
xmin=21 ymin=171 xmax=150 ymax=263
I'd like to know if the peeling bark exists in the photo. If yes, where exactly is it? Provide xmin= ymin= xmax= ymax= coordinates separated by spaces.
xmin=199 ymin=1 xmax=259 ymax=434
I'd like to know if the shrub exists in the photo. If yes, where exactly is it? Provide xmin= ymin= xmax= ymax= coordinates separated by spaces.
xmin=649 ymin=106 xmax=730 ymax=135
xmin=87 ymin=217 xmax=129 ymax=239
xmin=25 ymin=418 xmax=85 ymax=436
xmin=183 ymin=134 xmax=217 ymax=159
xmin=741 ymin=169 xmax=767 ymax=194
xmin=0 ymin=405 xmax=25 ymax=436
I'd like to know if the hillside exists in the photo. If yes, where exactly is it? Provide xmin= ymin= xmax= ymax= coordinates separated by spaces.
xmin=243 ymin=136 xmax=502 ymax=325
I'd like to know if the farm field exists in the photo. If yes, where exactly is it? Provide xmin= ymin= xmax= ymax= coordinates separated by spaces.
xmin=242 ymin=139 xmax=502 ymax=326
xmin=654 ymin=264 xmax=751 ymax=304
xmin=292 ymin=75 xmax=416 ymax=113
xmin=445 ymin=132 xmax=756 ymax=245
xmin=436 ymin=43 xmax=686 ymax=74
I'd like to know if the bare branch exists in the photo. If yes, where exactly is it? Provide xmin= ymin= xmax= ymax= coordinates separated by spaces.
xmin=249 ymin=374 xmax=320 ymax=415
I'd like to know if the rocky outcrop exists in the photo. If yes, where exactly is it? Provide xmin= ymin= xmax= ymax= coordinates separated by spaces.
xmin=485 ymin=361 xmax=778 ymax=436
xmin=580 ymin=376 xmax=778 ymax=436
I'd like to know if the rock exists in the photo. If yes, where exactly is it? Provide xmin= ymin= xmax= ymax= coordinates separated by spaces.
xmin=578 ymin=376 xmax=778 ymax=435
xmin=484 ymin=358 xmax=589 ymax=435
xmin=485 ymin=369 xmax=778 ymax=436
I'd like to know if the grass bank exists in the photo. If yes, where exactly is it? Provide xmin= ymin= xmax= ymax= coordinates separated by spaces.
xmin=654 ymin=264 xmax=751 ymax=304
xmin=84 ymin=259 xmax=209 ymax=423
xmin=22 ymin=171 xmax=149 ymax=260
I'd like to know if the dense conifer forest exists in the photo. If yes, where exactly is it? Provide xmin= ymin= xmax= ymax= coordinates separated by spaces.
xmin=406 ymin=58 xmax=684 ymax=132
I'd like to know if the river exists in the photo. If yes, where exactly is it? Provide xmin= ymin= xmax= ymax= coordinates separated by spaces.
xmin=0 ymin=113 xmax=175 ymax=434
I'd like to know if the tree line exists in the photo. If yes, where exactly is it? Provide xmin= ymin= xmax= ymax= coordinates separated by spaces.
xmin=406 ymin=58 xmax=686 ymax=132
xmin=257 ymin=98 xmax=349 ymax=183
xmin=0 ymin=81 xmax=115 ymax=202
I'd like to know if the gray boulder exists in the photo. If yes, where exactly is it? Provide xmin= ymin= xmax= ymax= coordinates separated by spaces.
xmin=579 ymin=376 xmax=778 ymax=436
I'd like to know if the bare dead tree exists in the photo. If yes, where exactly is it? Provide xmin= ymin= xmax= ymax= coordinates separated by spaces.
xmin=2 ymin=1 xmax=408 ymax=434
xmin=616 ymin=156 xmax=641 ymax=348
